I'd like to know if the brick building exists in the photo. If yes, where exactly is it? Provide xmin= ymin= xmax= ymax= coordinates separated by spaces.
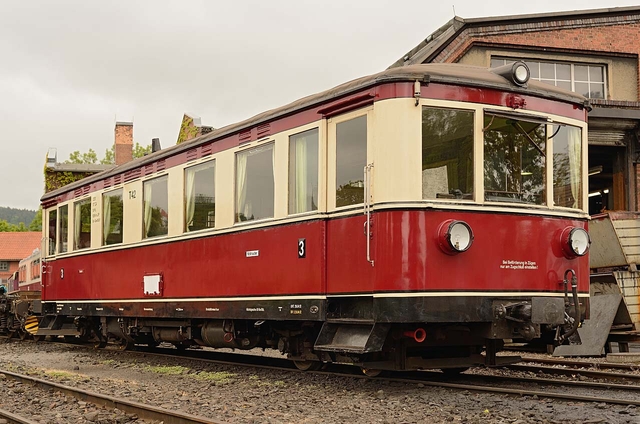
xmin=391 ymin=6 xmax=640 ymax=215
xmin=0 ymin=232 xmax=41 ymax=288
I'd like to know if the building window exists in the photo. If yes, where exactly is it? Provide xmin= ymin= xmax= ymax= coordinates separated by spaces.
xmin=143 ymin=176 xmax=169 ymax=238
xmin=0 ymin=262 xmax=7 ymax=272
xmin=236 ymin=144 xmax=275 ymax=222
xmin=484 ymin=112 xmax=546 ymax=205
xmin=59 ymin=205 xmax=69 ymax=253
xmin=422 ymin=107 xmax=474 ymax=200
xmin=552 ymin=125 xmax=582 ymax=209
xmin=74 ymin=199 xmax=92 ymax=250
xmin=103 ymin=189 xmax=124 ymax=245
xmin=491 ymin=57 xmax=606 ymax=99
xmin=289 ymin=128 xmax=319 ymax=214
xmin=185 ymin=161 xmax=216 ymax=231
xmin=48 ymin=209 xmax=57 ymax=255
xmin=336 ymin=115 xmax=367 ymax=207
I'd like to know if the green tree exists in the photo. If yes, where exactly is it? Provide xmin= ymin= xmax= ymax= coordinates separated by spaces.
xmin=0 ymin=219 xmax=28 ymax=232
xmin=66 ymin=149 xmax=99 ymax=164
xmin=97 ymin=143 xmax=153 ymax=165
xmin=29 ymin=208 xmax=42 ymax=231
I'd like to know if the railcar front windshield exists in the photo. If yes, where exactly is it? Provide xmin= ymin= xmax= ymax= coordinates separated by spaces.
xmin=483 ymin=113 xmax=546 ymax=205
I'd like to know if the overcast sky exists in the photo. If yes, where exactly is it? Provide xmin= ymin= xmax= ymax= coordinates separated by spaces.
xmin=1 ymin=1 xmax=638 ymax=210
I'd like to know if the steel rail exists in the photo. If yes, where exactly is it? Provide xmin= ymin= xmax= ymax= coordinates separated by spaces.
xmin=0 ymin=368 xmax=226 ymax=424
xmin=0 ymin=408 xmax=39 ymax=424
xmin=504 ymin=363 xmax=640 ymax=382
xmin=432 ymin=371 xmax=640 ymax=392
xmin=520 ymin=355 xmax=640 ymax=371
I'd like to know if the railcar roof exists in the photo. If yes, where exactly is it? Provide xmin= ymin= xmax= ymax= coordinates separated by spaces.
xmin=42 ymin=63 xmax=588 ymax=201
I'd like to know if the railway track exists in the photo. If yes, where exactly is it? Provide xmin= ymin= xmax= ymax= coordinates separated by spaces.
xmin=0 ymin=407 xmax=39 ymax=424
xmin=128 ymin=344 xmax=640 ymax=407
xmin=8 ymin=339 xmax=640 ymax=411
xmin=0 ymin=367 xmax=225 ymax=424
xmin=520 ymin=355 xmax=640 ymax=371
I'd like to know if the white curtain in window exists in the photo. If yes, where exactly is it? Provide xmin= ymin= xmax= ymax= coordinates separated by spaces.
xmin=236 ymin=153 xmax=248 ymax=220
xmin=567 ymin=128 xmax=582 ymax=209
xmin=103 ymin=195 xmax=111 ymax=244
xmin=144 ymin=184 xmax=152 ymax=236
xmin=74 ymin=202 xmax=82 ymax=249
xmin=185 ymin=168 xmax=196 ymax=231
xmin=294 ymin=136 xmax=308 ymax=213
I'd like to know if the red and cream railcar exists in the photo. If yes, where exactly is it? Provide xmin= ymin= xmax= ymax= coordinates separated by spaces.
xmin=39 ymin=63 xmax=590 ymax=372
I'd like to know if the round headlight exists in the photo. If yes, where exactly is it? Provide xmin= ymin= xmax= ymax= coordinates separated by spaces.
xmin=438 ymin=220 xmax=474 ymax=254
xmin=513 ymin=63 xmax=530 ymax=85
xmin=560 ymin=227 xmax=590 ymax=258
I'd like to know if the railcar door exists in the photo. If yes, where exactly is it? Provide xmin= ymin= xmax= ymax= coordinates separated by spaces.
xmin=325 ymin=108 xmax=375 ymax=298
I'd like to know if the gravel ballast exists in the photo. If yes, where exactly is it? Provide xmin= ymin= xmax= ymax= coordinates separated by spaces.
xmin=0 ymin=340 xmax=637 ymax=423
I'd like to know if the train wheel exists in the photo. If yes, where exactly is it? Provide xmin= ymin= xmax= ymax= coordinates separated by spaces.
xmin=293 ymin=360 xmax=322 ymax=371
xmin=18 ymin=330 xmax=28 ymax=341
xmin=115 ymin=339 xmax=133 ymax=351
xmin=361 ymin=368 xmax=383 ymax=378
xmin=441 ymin=367 xmax=469 ymax=375
xmin=33 ymin=335 xmax=45 ymax=342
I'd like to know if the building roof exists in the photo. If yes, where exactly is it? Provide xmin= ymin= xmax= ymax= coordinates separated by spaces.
xmin=390 ymin=6 xmax=640 ymax=68
xmin=42 ymin=62 xmax=588 ymax=201
xmin=0 ymin=232 xmax=41 ymax=261
xmin=48 ymin=163 xmax=115 ymax=173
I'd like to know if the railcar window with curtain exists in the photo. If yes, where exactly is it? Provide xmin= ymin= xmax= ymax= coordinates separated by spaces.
xmin=289 ymin=128 xmax=319 ymax=214
xmin=336 ymin=115 xmax=367 ymax=207
xmin=59 ymin=205 xmax=68 ymax=253
xmin=484 ymin=113 xmax=547 ymax=205
xmin=422 ymin=107 xmax=474 ymax=200
xmin=143 ymin=176 xmax=169 ymax=238
xmin=185 ymin=161 xmax=216 ymax=231
xmin=73 ymin=199 xmax=92 ymax=250
xmin=48 ymin=209 xmax=57 ymax=255
xmin=552 ymin=125 xmax=582 ymax=209
xmin=236 ymin=144 xmax=275 ymax=222
xmin=103 ymin=189 xmax=123 ymax=245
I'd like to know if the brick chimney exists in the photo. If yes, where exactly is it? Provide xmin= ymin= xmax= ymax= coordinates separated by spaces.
xmin=114 ymin=121 xmax=133 ymax=165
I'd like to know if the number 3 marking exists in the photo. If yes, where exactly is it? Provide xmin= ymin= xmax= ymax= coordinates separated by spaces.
xmin=298 ymin=238 xmax=306 ymax=259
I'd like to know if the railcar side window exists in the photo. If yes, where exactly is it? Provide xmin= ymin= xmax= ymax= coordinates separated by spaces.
xmin=422 ymin=107 xmax=474 ymax=200
xmin=185 ymin=161 xmax=216 ymax=231
xmin=48 ymin=209 xmax=57 ymax=255
xmin=103 ymin=189 xmax=124 ymax=245
xmin=552 ymin=125 xmax=582 ymax=209
xmin=484 ymin=114 xmax=546 ymax=205
xmin=236 ymin=144 xmax=275 ymax=222
xmin=143 ymin=176 xmax=169 ymax=238
xmin=73 ymin=199 xmax=92 ymax=250
xmin=336 ymin=115 xmax=367 ymax=207
xmin=289 ymin=128 xmax=319 ymax=214
xmin=59 ymin=205 xmax=68 ymax=253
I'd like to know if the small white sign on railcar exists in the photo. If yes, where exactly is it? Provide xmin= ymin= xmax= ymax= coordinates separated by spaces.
xmin=144 ymin=274 xmax=161 ymax=295
xmin=246 ymin=250 xmax=259 ymax=258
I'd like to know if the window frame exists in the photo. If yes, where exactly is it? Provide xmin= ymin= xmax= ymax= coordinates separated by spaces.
xmin=0 ymin=262 xmax=8 ymax=272
xmin=490 ymin=56 xmax=608 ymax=99
xmin=102 ymin=188 xmax=124 ymax=246
xmin=73 ymin=198 xmax=92 ymax=251
xmin=288 ymin=128 xmax=320 ymax=215
xmin=234 ymin=142 xmax=276 ymax=224
xmin=142 ymin=175 xmax=170 ymax=239
xmin=184 ymin=159 xmax=216 ymax=232
xmin=421 ymin=105 xmax=476 ymax=202
xmin=328 ymin=108 xmax=371 ymax=211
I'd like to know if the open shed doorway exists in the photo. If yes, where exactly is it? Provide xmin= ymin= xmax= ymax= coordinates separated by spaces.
xmin=588 ymin=145 xmax=626 ymax=215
